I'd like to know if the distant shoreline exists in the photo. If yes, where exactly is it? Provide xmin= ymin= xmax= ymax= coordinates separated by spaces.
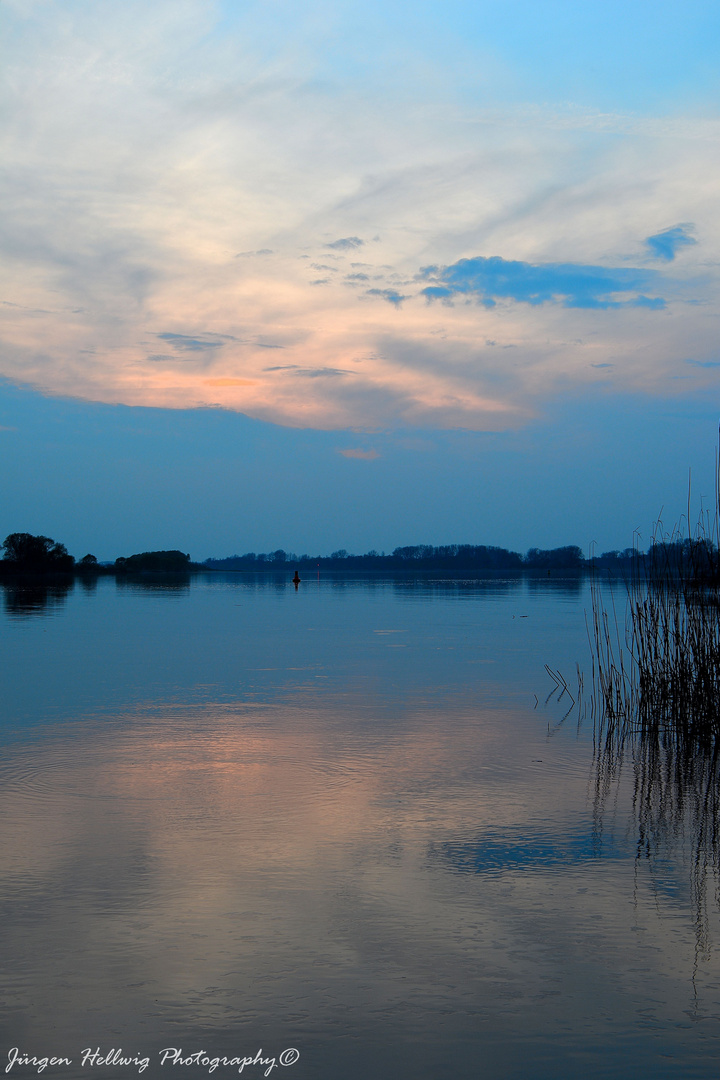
xmin=2 ymin=537 xmax=715 ymax=581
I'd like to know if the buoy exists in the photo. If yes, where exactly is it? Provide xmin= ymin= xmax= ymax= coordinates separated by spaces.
xmin=292 ymin=570 xmax=301 ymax=588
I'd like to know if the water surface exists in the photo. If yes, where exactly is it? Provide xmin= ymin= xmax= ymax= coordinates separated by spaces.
xmin=1 ymin=574 xmax=718 ymax=1079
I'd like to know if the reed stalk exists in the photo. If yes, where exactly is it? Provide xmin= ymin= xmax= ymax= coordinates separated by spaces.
xmin=582 ymin=436 xmax=720 ymax=974
xmin=589 ymin=443 xmax=720 ymax=748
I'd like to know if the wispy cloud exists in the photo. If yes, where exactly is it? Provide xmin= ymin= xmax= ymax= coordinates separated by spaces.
xmin=203 ymin=378 xmax=256 ymax=386
xmin=158 ymin=333 xmax=225 ymax=352
xmin=645 ymin=224 xmax=697 ymax=261
xmin=264 ymin=364 xmax=356 ymax=378
xmin=1 ymin=1 xmax=718 ymax=434
xmin=294 ymin=367 xmax=357 ymax=378
xmin=326 ymin=237 xmax=364 ymax=250
xmin=366 ymin=288 xmax=408 ymax=307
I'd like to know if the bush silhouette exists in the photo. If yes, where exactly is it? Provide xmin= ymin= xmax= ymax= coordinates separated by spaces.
xmin=115 ymin=550 xmax=191 ymax=572
xmin=1 ymin=532 xmax=74 ymax=571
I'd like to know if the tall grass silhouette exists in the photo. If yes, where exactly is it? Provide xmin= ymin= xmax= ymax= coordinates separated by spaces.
xmin=588 ymin=445 xmax=720 ymax=745
xmin=586 ymin=438 xmax=720 ymax=982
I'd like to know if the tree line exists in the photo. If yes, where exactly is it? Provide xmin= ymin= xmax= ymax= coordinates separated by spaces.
xmin=203 ymin=543 xmax=585 ymax=572
xmin=204 ymin=542 xmax=712 ymax=574
xmin=0 ymin=533 xmax=191 ymax=574
xmin=3 ymin=532 xmax=716 ymax=578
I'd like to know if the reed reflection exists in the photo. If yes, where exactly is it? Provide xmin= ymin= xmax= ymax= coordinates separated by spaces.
xmin=586 ymin=526 xmax=720 ymax=973
xmin=593 ymin=717 xmax=720 ymax=972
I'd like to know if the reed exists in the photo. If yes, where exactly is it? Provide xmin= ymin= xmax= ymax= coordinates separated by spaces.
xmin=577 ymin=439 xmax=720 ymax=975
xmin=588 ymin=447 xmax=720 ymax=748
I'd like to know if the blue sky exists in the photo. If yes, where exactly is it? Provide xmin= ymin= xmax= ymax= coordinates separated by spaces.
xmin=1 ymin=0 xmax=719 ymax=559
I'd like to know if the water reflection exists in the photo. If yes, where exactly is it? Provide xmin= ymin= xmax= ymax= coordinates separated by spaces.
xmin=389 ymin=576 xmax=523 ymax=599
xmin=115 ymin=572 xmax=193 ymax=595
xmin=1 ymin=576 xmax=74 ymax=616
xmin=525 ymin=573 xmax=584 ymax=597
xmin=593 ymin=720 xmax=720 ymax=973
xmin=77 ymin=573 xmax=99 ymax=595
xmin=205 ymin=570 xmax=585 ymax=601
xmin=2 ymin=576 xmax=720 ymax=1079
xmin=431 ymin=824 xmax=624 ymax=874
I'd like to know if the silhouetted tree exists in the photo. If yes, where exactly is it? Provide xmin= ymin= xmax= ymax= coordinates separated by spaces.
xmin=525 ymin=546 xmax=583 ymax=569
xmin=1 ymin=532 xmax=74 ymax=571
xmin=115 ymin=550 xmax=191 ymax=572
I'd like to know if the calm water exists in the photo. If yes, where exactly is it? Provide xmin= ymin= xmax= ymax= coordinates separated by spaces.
xmin=1 ymin=573 xmax=719 ymax=1080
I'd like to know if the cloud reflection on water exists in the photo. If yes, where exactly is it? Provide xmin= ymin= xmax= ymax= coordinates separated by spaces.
xmin=0 ymin=689 xmax=716 ymax=1076
xmin=1 ymin=576 xmax=720 ymax=1077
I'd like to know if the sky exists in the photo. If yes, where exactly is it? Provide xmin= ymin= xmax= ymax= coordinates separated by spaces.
xmin=1 ymin=0 xmax=719 ymax=561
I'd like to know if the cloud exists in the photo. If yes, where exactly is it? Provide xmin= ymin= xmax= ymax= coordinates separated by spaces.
xmin=203 ymin=378 xmax=256 ymax=386
xmin=684 ymin=359 xmax=720 ymax=368
xmin=366 ymin=289 xmax=408 ymax=307
xmin=264 ymin=364 xmax=356 ymax=378
xmin=157 ymin=333 xmax=225 ymax=352
xmin=326 ymin=237 xmax=364 ymax=250
xmin=338 ymin=448 xmax=380 ymax=460
xmin=1 ymin=1 xmax=719 ymax=435
xmin=419 ymin=256 xmax=666 ymax=310
xmin=294 ymin=367 xmax=356 ymax=378
xmin=645 ymin=224 xmax=697 ymax=261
